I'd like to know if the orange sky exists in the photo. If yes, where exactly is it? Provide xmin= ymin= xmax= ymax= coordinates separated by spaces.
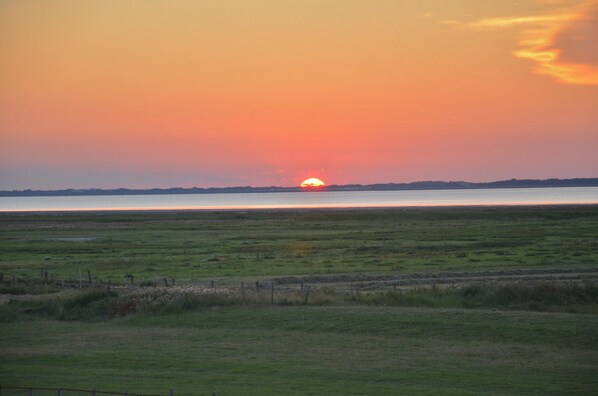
xmin=1 ymin=0 xmax=597 ymax=189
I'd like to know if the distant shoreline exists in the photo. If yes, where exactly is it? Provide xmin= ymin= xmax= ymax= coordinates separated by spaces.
xmin=3 ymin=203 xmax=598 ymax=216
xmin=1 ymin=177 xmax=597 ymax=197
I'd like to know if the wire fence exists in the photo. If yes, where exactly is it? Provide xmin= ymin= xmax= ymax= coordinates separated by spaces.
xmin=0 ymin=386 xmax=173 ymax=396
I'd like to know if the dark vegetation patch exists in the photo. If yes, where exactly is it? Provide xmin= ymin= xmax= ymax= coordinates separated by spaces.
xmin=0 ymin=289 xmax=116 ymax=322
xmin=361 ymin=282 xmax=598 ymax=313
xmin=3 ymin=281 xmax=598 ymax=322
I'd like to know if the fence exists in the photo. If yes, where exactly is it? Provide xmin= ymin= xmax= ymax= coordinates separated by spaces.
xmin=5 ymin=267 xmax=598 ymax=293
xmin=0 ymin=386 xmax=173 ymax=396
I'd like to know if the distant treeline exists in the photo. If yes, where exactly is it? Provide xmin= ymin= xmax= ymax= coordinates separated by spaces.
xmin=2 ymin=178 xmax=598 ymax=197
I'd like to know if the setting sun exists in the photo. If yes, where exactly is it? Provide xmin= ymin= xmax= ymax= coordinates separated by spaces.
xmin=300 ymin=178 xmax=326 ymax=188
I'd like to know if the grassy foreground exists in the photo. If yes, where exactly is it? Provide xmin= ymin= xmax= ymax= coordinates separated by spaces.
xmin=2 ymin=206 xmax=598 ymax=395
xmin=2 ymin=206 xmax=598 ymax=283
xmin=2 ymin=306 xmax=598 ymax=395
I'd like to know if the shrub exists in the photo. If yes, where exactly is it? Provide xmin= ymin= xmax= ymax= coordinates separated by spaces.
xmin=61 ymin=289 xmax=117 ymax=321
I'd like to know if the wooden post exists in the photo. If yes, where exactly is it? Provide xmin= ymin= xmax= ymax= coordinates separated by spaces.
xmin=28 ymin=388 xmax=32 ymax=396
xmin=300 ymin=282 xmax=303 ymax=292
xmin=271 ymin=282 xmax=274 ymax=305
xmin=79 ymin=268 xmax=82 ymax=288
xmin=241 ymin=281 xmax=245 ymax=305
xmin=91 ymin=389 xmax=96 ymax=396
xmin=211 ymin=280 xmax=214 ymax=288
xmin=169 ymin=389 xmax=174 ymax=396
xmin=87 ymin=270 xmax=92 ymax=284
xmin=57 ymin=388 xmax=62 ymax=396
xmin=304 ymin=286 xmax=309 ymax=305
xmin=255 ymin=280 xmax=259 ymax=290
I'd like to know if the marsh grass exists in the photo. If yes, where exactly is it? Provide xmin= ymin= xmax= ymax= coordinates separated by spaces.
xmin=3 ymin=281 xmax=598 ymax=323
xmin=2 ymin=207 xmax=598 ymax=281
xmin=2 ymin=207 xmax=598 ymax=394
xmin=359 ymin=281 xmax=598 ymax=313
xmin=0 ymin=288 xmax=116 ymax=322
xmin=0 ymin=278 xmax=61 ymax=295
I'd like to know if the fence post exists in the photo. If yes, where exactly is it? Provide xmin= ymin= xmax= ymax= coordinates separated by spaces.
xmin=28 ymin=389 xmax=32 ymax=396
xmin=241 ymin=281 xmax=245 ymax=305
xmin=271 ymin=282 xmax=274 ymax=305
xmin=169 ymin=389 xmax=174 ymax=396
xmin=304 ymin=286 xmax=309 ymax=305
xmin=92 ymin=389 xmax=96 ymax=396
xmin=57 ymin=388 xmax=62 ymax=396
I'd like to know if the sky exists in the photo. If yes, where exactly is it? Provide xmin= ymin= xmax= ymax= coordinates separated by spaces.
xmin=1 ymin=0 xmax=597 ymax=189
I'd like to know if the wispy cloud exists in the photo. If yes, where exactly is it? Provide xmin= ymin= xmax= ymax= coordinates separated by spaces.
xmin=450 ymin=0 xmax=598 ymax=86
xmin=468 ymin=14 xmax=576 ymax=29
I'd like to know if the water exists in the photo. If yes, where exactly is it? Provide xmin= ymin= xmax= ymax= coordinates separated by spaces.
xmin=1 ymin=187 xmax=597 ymax=212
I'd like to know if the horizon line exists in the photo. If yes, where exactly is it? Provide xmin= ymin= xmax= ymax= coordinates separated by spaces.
xmin=2 ymin=177 xmax=598 ymax=195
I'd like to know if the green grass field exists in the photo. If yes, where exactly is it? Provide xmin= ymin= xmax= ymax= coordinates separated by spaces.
xmin=2 ymin=206 xmax=598 ymax=395
xmin=2 ymin=206 xmax=598 ymax=283
xmin=2 ymin=306 xmax=598 ymax=395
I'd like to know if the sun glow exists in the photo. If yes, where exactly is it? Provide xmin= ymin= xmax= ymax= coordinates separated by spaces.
xmin=300 ymin=178 xmax=326 ymax=188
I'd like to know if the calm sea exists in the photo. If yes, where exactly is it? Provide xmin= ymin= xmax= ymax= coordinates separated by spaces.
xmin=1 ymin=187 xmax=597 ymax=212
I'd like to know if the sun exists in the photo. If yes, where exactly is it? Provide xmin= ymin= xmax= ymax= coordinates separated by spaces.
xmin=300 ymin=177 xmax=326 ymax=188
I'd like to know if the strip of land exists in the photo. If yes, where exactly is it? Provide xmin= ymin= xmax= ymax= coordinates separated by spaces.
xmin=2 ymin=177 xmax=597 ymax=196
